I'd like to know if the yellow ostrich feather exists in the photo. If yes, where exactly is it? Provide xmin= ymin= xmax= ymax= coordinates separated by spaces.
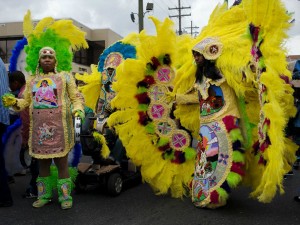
xmin=23 ymin=10 xmax=34 ymax=41
xmin=75 ymin=65 xmax=101 ymax=111
xmin=32 ymin=17 xmax=55 ymax=38
xmin=109 ymin=17 xmax=195 ymax=198
xmin=49 ymin=20 xmax=88 ymax=51
xmin=240 ymin=0 xmax=296 ymax=203
xmin=110 ymin=0 xmax=296 ymax=205
xmin=172 ymin=0 xmax=297 ymax=205
xmin=23 ymin=10 xmax=88 ymax=51
xmin=92 ymin=132 xmax=110 ymax=158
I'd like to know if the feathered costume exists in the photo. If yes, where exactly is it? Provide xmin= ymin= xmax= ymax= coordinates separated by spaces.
xmin=2 ymin=10 xmax=88 ymax=209
xmin=15 ymin=11 xmax=87 ymax=159
xmin=75 ymin=38 xmax=137 ymax=157
xmin=108 ymin=0 xmax=297 ymax=209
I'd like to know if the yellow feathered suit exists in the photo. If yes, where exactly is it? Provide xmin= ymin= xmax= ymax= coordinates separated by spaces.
xmin=107 ymin=0 xmax=297 ymax=208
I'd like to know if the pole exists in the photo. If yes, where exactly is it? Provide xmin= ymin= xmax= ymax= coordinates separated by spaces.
xmin=178 ymin=0 xmax=182 ymax=35
xmin=138 ymin=0 xmax=144 ymax=32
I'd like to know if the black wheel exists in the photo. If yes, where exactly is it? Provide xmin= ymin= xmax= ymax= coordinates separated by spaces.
xmin=107 ymin=173 xmax=123 ymax=196
xmin=75 ymin=175 xmax=87 ymax=193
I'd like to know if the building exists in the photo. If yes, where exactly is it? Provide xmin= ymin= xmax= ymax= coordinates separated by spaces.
xmin=0 ymin=19 xmax=123 ymax=74
xmin=287 ymin=55 xmax=300 ymax=71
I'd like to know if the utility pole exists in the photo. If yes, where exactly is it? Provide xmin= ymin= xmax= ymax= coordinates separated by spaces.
xmin=138 ymin=0 xmax=143 ymax=32
xmin=131 ymin=1 xmax=153 ymax=32
xmin=184 ymin=21 xmax=199 ymax=37
xmin=169 ymin=0 xmax=191 ymax=35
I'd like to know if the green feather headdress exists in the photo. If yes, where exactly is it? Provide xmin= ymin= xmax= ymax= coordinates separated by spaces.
xmin=23 ymin=10 xmax=88 ymax=74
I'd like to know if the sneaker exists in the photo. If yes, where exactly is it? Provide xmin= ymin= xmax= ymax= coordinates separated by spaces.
xmin=23 ymin=191 xmax=37 ymax=199
xmin=22 ymin=187 xmax=38 ymax=199
xmin=285 ymin=170 xmax=294 ymax=176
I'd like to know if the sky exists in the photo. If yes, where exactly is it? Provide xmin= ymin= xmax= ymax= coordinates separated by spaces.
xmin=0 ymin=0 xmax=299 ymax=55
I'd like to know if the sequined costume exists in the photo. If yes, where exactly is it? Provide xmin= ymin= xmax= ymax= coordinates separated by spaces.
xmin=16 ymin=72 xmax=83 ymax=158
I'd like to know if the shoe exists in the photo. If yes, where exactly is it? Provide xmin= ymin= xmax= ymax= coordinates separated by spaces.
xmin=61 ymin=200 xmax=72 ymax=210
xmin=22 ymin=188 xmax=38 ymax=199
xmin=0 ymin=200 xmax=13 ymax=207
xmin=285 ymin=170 xmax=294 ymax=176
xmin=294 ymin=196 xmax=300 ymax=202
xmin=32 ymin=198 xmax=52 ymax=208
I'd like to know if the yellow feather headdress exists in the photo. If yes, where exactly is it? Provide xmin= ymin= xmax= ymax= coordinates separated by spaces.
xmin=23 ymin=10 xmax=88 ymax=73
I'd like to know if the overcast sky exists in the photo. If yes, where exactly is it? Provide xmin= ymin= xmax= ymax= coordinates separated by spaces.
xmin=0 ymin=0 xmax=299 ymax=55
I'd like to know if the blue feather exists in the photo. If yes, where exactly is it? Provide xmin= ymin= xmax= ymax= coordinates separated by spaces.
xmin=98 ymin=41 xmax=136 ymax=72
xmin=1 ymin=118 xmax=22 ymax=152
xmin=71 ymin=143 xmax=82 ymax=167
xmin=9 ymin=38 xmax=28 ymax=73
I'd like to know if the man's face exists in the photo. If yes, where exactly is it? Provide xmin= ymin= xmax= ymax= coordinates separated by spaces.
xmin=107 ymin=68 xmax=115 ymax=76
xmin=193 ymin=51 xmax=205 ymax=66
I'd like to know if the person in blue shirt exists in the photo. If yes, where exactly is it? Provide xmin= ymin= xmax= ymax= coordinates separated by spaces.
xmin=0 ymin=58 xmax=13 ymax=207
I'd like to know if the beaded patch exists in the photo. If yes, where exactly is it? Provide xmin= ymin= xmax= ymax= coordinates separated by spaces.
xmin=148 ymin=102 xmax=170 ymax=120
xmin=154 ymin=65 xmax=175 ymax=85
xmin=170 ymin=130 xmax=191 ymax=150
xmin=38 ymin=123 xmax=55 ymax=145
xmin=200 ymin=85 xmax=224 ymax=117
xmin=192 ymin=120 xmax=231 ymax=206
xmin=104 ymin=52 xmax=123 ymax=70
xmin=154 ymin=119 xmax=176 ymax=136
xmin=37 ymin=181 xmax=46 ymax=196
xmin=61 ymin=183 xmax=70 ymax=200
xmin=32 ymin=78 xmax=58 ymax=109
xmin=149 ymin=85 xmax=168 ymax=101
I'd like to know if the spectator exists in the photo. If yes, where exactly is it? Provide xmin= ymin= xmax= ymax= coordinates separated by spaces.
xmin=0 ymin=58 xmax=13 ymax=207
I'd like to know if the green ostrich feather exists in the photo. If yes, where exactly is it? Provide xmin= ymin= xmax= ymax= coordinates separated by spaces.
xmin=157 ymin=137 xmax=170 ymax=147
xmin=216 ymin=187 xmax=229 ymax=202
xmin=145 ymin=122 xmax=155 ymax=134
xmin=232 ymin=151 xmax=245 ymax=163
xmin=25 ymin=29 xmax=73 ymax=74
xmin=229 ymin=128 xmax=244 ymax=142
xmin=184 ymin=147 xmax=196 ymax=160
xmin=226 ymin=172 xmax=242 ymax=188
xmin=138 ymin=104 xmax=149 ymax=112
xmin=137 ymin=86 xmax=148 ymax=94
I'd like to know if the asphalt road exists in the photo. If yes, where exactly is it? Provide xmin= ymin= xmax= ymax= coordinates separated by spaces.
xmin=1 ymin=164 xmax=300 ymax=225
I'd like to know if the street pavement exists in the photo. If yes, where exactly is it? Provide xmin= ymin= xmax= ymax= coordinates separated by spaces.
xmin=1 ymin=165 xmax=300 ymax=225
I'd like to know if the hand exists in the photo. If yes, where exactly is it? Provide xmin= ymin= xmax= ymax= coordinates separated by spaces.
xmin=2 ymin=93 xmax=17 ymax=107
xmin=74 ymin=110 xmax=85 ymax=123
xmin=165 ymin=91 xmax=176 ymax=103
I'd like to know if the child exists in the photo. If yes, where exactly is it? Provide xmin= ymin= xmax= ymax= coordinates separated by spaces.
xmin=9 ymin=71 xmax=39 ymax=198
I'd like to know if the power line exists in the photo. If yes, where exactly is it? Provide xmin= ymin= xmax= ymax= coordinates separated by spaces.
xmin=184 ymin=20 xmax=199 ymax=37
xmin=153 ymin=0 xmax=170 ymax=15
xmin=169 ymin=0 xmax=191 ymax=35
